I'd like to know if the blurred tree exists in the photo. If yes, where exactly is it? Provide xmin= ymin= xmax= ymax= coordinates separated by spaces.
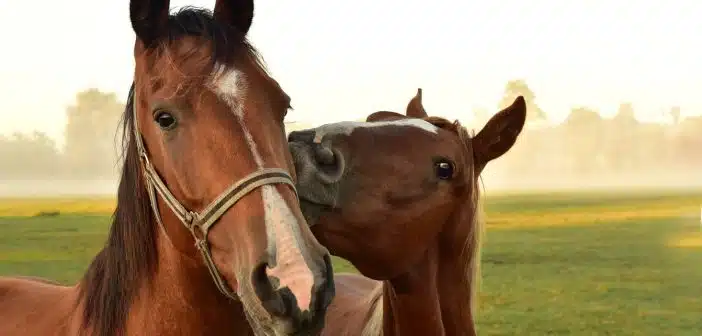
xmin=491 ymin=80 xmax=549 ymax=184
xmin=64 ymin=88 xmax=124 ymax=178
xmin=614 ymin=102 xmax=636 ymax=122
xmin=498 ymin=80 xmax=547 ymax=124
xmin=564 ymin=106 xmax=602 ymax=127
xmin=607 ymin=102 xmax=640 ymax=173
xmin=669 ymin=106 xmax=681 ymax=125
xmin=0 ymin=131 xmax=60 ymax=178
xmin=676 ymin=116 xmax=702 ymax=167
xmin=562 ymin=106 xmax=605 ymax=177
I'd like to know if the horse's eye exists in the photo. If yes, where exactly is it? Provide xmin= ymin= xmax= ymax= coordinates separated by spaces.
xmin=154 ymin=111 xmax=177 ymax=130
xmin=435 ymin=160 xmax=455 ymax=180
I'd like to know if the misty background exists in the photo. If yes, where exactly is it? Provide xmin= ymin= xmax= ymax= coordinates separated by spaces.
xmin=0 ymin=1 xmax=700 ymax=196
xmin=1 ymin=79 xmax=699 ymax=197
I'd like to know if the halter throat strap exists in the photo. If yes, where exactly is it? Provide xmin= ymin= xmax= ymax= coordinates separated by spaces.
xmin=129 ymin=88 xmax=297 ymax=301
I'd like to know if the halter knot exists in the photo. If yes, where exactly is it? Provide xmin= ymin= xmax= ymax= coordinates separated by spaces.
xmin=184 ymin=211 xmax=196 ymax=224
xmin=188 ymin=221 xmax=208 ymax=243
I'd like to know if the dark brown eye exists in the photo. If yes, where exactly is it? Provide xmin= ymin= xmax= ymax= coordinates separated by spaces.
xmin=435 ymin=160 xmax=454 ymax=180
xmin=154 ymin=111 xmax=177 ymax=130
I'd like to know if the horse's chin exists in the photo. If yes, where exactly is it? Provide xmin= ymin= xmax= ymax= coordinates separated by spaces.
xmin=236 ymin=288 xmax=271 ymax=331
xmin=241 ymin=295 xmax=326 ymax=336
xmin=352 ymin=258 xmax=410 ymax=281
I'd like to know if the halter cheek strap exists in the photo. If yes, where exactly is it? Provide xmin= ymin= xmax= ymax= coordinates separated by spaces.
xmin=130 ymin=90 xmax=297 ymax=301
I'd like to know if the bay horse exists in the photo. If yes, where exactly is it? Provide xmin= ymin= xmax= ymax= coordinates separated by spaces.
xmin=289 ymin=89 xmax=527 ymax=335
xmin=0 ymin=1 xmax=335 ymax=335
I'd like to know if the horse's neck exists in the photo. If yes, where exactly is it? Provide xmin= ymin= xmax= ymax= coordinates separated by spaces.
xmin=435 ymin=207 xmax=480 ymax=336
xmin=382 ymin=247 xmax=444 ymax=336
xmin=126 ymin=227 xmax=252 ymax=335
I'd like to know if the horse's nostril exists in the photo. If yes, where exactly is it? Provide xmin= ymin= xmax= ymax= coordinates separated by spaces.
xmin=251 ymin=262 xmax=286 ymax=316
xmin=313 ymin=145 xmax=336 ymax=166
xmin=311 ymin=145 xmax=345 ymax=184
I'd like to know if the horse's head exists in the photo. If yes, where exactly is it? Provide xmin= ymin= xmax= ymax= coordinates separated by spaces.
xmin=289 ymin=89 xmax=526 ymax=279
xmin=128 ymin=0 xmax=333 ymax=333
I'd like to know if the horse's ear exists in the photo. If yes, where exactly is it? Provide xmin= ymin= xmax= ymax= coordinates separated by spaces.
xmin=367 ymin=111 xmax=406 ymax=122
xmin=406 ymin=88 xmax=428 ymax=118
xmin=130 ymin=0 xmax=170 ymax=47
xmin=213 ymin=0 xmax=254 ymax=35
xmin=473 ymin=96 xmax=527 ymax=169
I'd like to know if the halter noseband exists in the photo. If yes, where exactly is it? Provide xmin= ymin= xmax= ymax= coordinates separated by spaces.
xmin=130 ymin=90 xmax=297 ymax=301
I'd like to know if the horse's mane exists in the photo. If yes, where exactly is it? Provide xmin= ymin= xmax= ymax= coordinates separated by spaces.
xmin=361 ymin=120 xmax=485 ymax=336
xmin=76 ymin=7 xmax=268 ymax=336
xmin=77 ymin=83 xmax=156 ymax=336
xmin=456 ymin=123 xmax=485 ymax=328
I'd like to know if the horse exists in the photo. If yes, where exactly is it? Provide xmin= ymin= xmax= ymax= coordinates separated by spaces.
xmin=0 ymin=1 xmax=335 ymax=335
xmin=288 ymin=89 xmax=527 ymax=335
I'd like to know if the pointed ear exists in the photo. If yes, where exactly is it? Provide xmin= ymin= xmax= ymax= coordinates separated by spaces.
xmin=130 ymin=0 xmax=170 ymax=47
xmin=406 ymin=88 xmax=428 ymax=118
xmin=367 ymin=111 xmax=406 ymax=122
xmin=213 ymin=0 xmax=254 ymax=35
xmin=473 ymin=96 xmax=527 ymax=169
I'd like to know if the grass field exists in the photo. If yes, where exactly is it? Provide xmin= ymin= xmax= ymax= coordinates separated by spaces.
xmin=1 ymin=189 xmax=701 ymax=335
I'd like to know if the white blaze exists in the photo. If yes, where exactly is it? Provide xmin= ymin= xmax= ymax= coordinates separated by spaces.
xmin=311 ymin=119 xmax=439 ymax=143
xmin=211 ymin=64 xmax=315 ymax=311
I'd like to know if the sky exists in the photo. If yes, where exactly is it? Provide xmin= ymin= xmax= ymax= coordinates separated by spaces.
xmin=0 ymin=0 xmax=700 ymax=147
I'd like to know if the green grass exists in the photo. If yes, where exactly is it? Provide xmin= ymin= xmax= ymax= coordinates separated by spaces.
xmin=1 ymin=190 xmax=701 ymax=335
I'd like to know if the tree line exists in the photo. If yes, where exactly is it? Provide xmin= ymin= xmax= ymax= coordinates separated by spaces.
xmin=1 ymin=82 xmax=700 ymax=188
xmin=483 ymin=80 xmax=701 ymax=188
xmin=0 ymin=89 xmax=122 ymax=180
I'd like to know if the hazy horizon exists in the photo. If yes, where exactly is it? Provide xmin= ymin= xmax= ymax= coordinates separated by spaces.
xmin=1 ymin=1 xmax=701 ymax=196
xmin=1 ymin=1 xmax=701 ymax=149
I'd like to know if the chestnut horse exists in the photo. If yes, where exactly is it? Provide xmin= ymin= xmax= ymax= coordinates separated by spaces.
xmin=289 ymin=89 xmax=527 ymax=335
xmin=0 ymin=1 xmax=335 ymax=335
